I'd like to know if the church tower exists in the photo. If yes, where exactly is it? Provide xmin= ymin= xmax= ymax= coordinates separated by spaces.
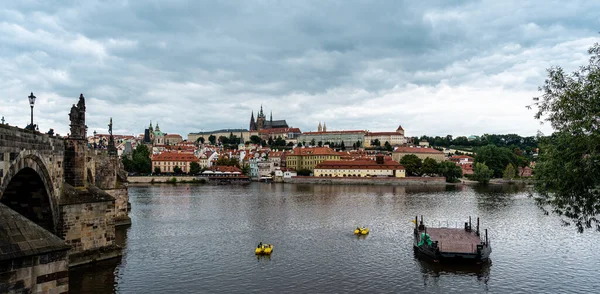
xmin=323 ymin=122 xmax=327 ymax=132
xmin=318 ymin=122 xmax=322 ymax=132
xmin=249 ymin=111 xmax=256 ymax=131
xmin=256 ymin=105 xmax=266 ymax=131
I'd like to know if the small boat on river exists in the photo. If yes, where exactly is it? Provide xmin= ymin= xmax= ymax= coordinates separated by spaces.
xmin=255 ymin=243 xmax=274 ymax=255
xmin=413 ymin=216 xmax=491 ymax=263
xmin=354 ymin=227 xmax=369 ymax=235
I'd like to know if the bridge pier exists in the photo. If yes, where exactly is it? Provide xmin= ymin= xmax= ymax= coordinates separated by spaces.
xmin=0 ymin=203 xmax=70 ymax=294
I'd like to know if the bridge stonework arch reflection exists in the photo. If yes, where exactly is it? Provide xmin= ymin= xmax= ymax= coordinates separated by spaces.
xmin=0 ymin=94 xmax=130 ymax=294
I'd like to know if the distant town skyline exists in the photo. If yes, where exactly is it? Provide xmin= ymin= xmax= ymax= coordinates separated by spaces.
xmin=2 ymin=1 xmax=598 ymax=138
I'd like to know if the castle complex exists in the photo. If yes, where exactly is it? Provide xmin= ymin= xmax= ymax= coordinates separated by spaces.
xmin=249 ymin=106 xmax=289 ymax=131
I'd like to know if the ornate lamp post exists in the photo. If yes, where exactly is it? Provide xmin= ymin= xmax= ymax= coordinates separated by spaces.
xmin=28 ymin=92 xmax=36 ymax=131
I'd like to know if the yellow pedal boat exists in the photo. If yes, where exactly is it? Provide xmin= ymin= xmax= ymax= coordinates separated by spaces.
xmin=354 ymin=227 xmax=369 ymax=235
xmin=255 ymin=244 xmax=274 ymax=255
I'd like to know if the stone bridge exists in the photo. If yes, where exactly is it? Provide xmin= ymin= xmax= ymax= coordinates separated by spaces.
xmin=1 ymin=94 xmax=130 ymax=293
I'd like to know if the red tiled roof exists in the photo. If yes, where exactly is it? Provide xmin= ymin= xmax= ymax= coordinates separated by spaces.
xmin=165 ymin=134 xmax=182 ymax=138
xmin=209 ymin=165 xmax=242 ymax=173
xmin=152 ymin=152 xmax=198 ymax=162
xmin=393 ymin=146 xmax=443 ymax=154
xmin=302 ymin=130 xmax=366 ymax=135
xmin=366 ymin=132 xmax=403 ymax=136
xmin=258 ymin=128 xmax=301 ymax=134
xmin=316 ymin=159 xmax=404 ymax=170
xmin=450 ymin=155 xmax=474 ymax=159
xmin=291 ymin=147 xmax=338 ymax=155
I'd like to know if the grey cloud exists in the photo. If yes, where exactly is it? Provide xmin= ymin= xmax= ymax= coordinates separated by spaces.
xmin=1 ymin=0 xmax=598 ymax=137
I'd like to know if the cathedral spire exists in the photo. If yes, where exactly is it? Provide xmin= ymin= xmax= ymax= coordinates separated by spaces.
xmin=318 ymin=122 xmax=322 ymax=132
xmin=270 ymin=111 xmax=273 ymax=122
xmin=323 ymin=122 xmax=327 ymax=132
xmin=260 ymin=105 xmax=264 ymax=117
xmin=249 ymin=111 xmax=256 ymax=131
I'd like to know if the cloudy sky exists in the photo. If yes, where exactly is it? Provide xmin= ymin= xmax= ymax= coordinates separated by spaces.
xmin=1 ymin=1 xmax=598 ymax=139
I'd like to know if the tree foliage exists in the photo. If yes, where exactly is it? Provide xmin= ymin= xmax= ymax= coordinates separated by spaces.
xmin=400 ymin=154 xmax=422 ymax=176
xmin=297 ymin=169 xmax=312 ymax=176
xmin=189 ymin=162 xmax=201 ymax=175
xmin=215 ymin=157 xmax=240 ymax=167
xmin=384 ymin=141 xmax=393 ymax=152
xmin=421 ymin=158 xmax=439 ymax=176
xmin=250 ymin=135 xmax=261 ymax=144
xmin=529 ymin=42 xmax=600 ymax=232
xmin=208 ymin=135 xmax=216 ymax=145
xmin=437 ymin=161 xmax=463 ymax=183
xmin=122 ymin=144 xmax=152 ymax=174
xmin=173 ymin=166 xmax=183 ymax=174
xmin=472 ymin=163 xmax=493 ymax=184
xmin=474 ymin=145 xmax=519 ymax=178
xmin=502 ymin=164 xmax=516 ymax=180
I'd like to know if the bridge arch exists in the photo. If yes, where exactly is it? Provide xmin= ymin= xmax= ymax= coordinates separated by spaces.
xmin=0 ymin=153 xmax=58 ymax=233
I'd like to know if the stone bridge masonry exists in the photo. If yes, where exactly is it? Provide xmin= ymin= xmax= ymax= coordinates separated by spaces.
xmin=0 ymin=94 xmax=130 ymax=293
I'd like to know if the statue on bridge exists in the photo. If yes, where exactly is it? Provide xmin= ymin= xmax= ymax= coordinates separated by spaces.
xmin=69 ymin=94 xmax=87 ymax=139
xmin=108 ymin=117 xmax=117 ymax=156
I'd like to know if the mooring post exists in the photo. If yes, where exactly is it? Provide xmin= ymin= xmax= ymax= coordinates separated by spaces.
xmin=485 ymin=229 xmax=488 ymax=245
xmin=476 ymin=217 xmax=480 ymax=236
xmin=469 ymin=216 xmax=472 ymax=230
xmin=415 ymin=215 xmax=418 ymax=229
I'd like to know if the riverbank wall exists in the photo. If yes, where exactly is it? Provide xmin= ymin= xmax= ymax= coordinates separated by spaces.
xmin=284 ymin=176 xmax=446 ymax=186
xmin=127 ymin=176 xmax=198 ymax=183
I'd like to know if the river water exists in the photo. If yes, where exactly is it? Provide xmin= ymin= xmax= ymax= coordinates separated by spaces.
xmin=70 ymin=183 xmax=600 ymax=293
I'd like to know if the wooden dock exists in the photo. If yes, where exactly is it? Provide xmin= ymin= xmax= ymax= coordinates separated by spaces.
xmin=425 ymin=228 xmax=482 ymax=254
xmin=413 ymin=216 xmax=492 ymax=262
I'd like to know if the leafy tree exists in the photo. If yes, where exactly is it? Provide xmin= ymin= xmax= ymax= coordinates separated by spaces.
xmin=216 ymin=156 xmax=240 ymax=167
xmin=297 ymin=142 xmax=303 ymax=147
xmin=356 ymin=140 xmax=362 ymax=148
xmin=154 ymin=166 xmax=161 ymax=175
xmin=528 ymin=42 xmax=600 ymax=232
xmin=208 ymin=135 xmax=216 ymax=145
xmin=189 ymin=162 xmax=201 ymax=175
xmin=219 ymin=136 xmax=229 ymax=145
xmin=472 ymin=163 xmax=493 ymax=184
xmin=250 ymin=135 xmax=261 ymax=144
xmin=122 ymin=144 xmax=152 ymax=174
xmin=241 ymin=163 xmax=250 ymax=175
xmin=384 ymin=141 xmax=393 ymax=152
xmin=421 ymin=158 xmax=439 ymax=176
xmin=400 ymin=154 xmax=422 ymax=176
xmin=173 ymin=166 xmax=183 ymax=174
xmin=371 ymin=139 xmax=381 ymax=147
xmin=340 ymin=141 xmax=346 ymax=150
xmin=268 ymin=137 xmax=274 ymax=146
xmin=502 ymin=164 xmax=516 ymax=180
xmin=287 ymin=142 xmax=295 ymax=147
xmin=474 ymin=145 xmax=516 ymax=178
xmin=310 ymin=139 xmax=316 ymax=146
xmin=297 ymin=169 xmax=311 ymax=176
xmin=274 ymin=136 xmax=286 ymax=147
xmin=437 ymin=161 xmax=462 ymax=183
xmin=196 ymin=137 xmax=205 ymax=144
xmin=318 ymin=141 xmax=323 ymax=147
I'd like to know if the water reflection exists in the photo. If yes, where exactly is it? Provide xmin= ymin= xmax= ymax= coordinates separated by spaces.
xmin=69 ymin=226 xmax=128 ymax=293
xmin=474 ymin=184 xmax=528 ymax=212
xmin=417 ymin=257 xmax=491 ymax=292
